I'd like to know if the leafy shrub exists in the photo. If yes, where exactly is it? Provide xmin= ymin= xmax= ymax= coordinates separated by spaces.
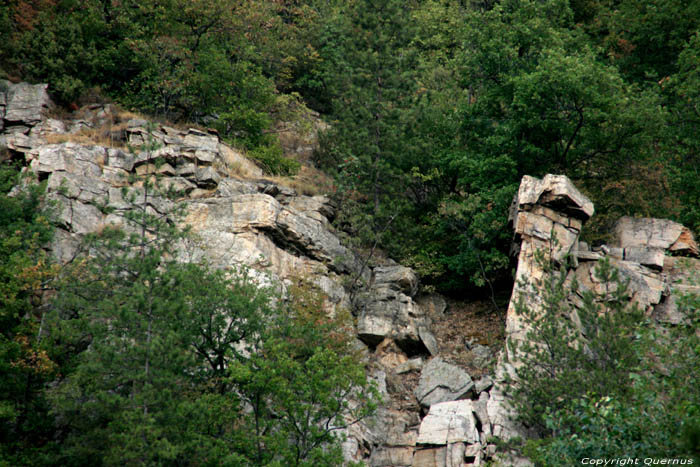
xmin=248 ymin=143 xmax=301 ymax=176
xmin=509 ymin=253 xmax=700 ymax=463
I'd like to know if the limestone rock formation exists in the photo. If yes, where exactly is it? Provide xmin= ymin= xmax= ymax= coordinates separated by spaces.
xmin=488 ymin=172 xmax=700 ymax=451
xmin=356 ymin=265 xmax=438 ymax=355
xmin=506 ymin=174 xmax=594 ymax=348
xmin=414 ymin=357 xmax=474 ymax=408
xmin=1 ymin=81 xmax=54 ymax=150
xmin=2 ymin=83 xmax=459 ymax=466
xmin=1 ymin=81 xmax=52 ymax=126
xmin=9 ymin=81 xmax=696 ymax=466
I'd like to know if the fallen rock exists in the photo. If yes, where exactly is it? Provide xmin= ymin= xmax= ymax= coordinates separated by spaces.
xmin=415 ymin=357 xmax=474 ymax=407
xmin=418 ymin=325 xmax=439 ymax=356
xmin=356 ymin=286 xmax=426 ymax=350
xmin=356 ymin=264 xmax=434 ymax=353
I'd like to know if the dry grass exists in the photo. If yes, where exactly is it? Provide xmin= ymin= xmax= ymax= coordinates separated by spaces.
xmin=431 ymin=298 xmax=506 ymax=378
xmin=45 ymin=127 xmax=127 ymax=149
xmin=266 ymin=164 xmax=335 ymax=196
xmin=44 ymin=108 xmax=152 ymax=149
xmin=218 ymin=144 xmax=264 ymax=180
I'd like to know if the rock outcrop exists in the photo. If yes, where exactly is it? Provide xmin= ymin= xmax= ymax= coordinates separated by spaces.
xmin=486 ymin=173 xmax=700 ymax=460
xmin=2 ymin=83 xmax=454 ymax=466
xmin=7 ymin=82 xmax=697 ymax=466
xmin=356 ymin=265 xmax=438 ymax=354
xmin=414 ymin=358 xmax=474 ymax=408
xmin=1 ymin=80 xmax=54 ymax=152
xmin=506 ymin=174 xmax=595 ymax=350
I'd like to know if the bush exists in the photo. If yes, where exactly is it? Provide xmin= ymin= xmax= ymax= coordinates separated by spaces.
xmin=509 ymin=253 xmax=700 ymax=463
xmin=248 ymin=143 xmax=301 ymax=176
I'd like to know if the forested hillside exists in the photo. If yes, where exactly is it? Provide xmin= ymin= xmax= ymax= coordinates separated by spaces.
xmin=2 ymin=0 xmax=700 ymax=465
xmin=2 ymin=0 xmax=699 ymax=293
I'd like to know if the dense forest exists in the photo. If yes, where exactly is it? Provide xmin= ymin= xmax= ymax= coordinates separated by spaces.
xmin=2 ymin=0 xmax=700 ymax=465
xmin=2 ymin=0 xmax=700 ymax=293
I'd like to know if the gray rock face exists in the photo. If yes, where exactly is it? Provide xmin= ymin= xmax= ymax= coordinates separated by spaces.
xmin=287 ymin=195 xmax=336 ymax=225
xmin=357 ymin=285 xmax=423 ymax=347
xmin=374 ymin=265 xmax=419 ymax=296
xmin=613 ymin=216 xmax=699 ymax=255
xmin=654 ymin=257 xmax=700 ymax=324
xmin=0 ymin=90 xmax=453 ymax=466
xmin=412 ymin=443 xmax=474 ymax=467
xmin=415 ymin=357 xmax=473 ymax=407
xmin=417 ymin=400 xmax=479 ymax=445
xmin=1 ymin=81 xmax=51 ymax=125
xmin=13 ymin=102 xmax=444 ymax=382
xmin=222 ymin=192 xmax=354 ymax=272
xmin=369 ymin=447 xmax=414 ymax=466
xmin=494 ymin=172 xmax=700 ymax=451
xmin=356 ymin=264 xmax=438 ymax=354
xmin=514 ymin=174 xmax=594 ymax=220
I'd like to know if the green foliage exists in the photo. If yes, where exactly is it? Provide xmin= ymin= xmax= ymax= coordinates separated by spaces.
xmin=509 ymin=256 xmax=643 ymax=434
xmin=0 ymin=163 xmax=59 ymax=465
xmin=47 ymin=223 xmax=271 ymax=464
xmin=523 ymin=394 xmax=679 ymax=465
xmin=312 ymin=0 xmax=681 ymax=293
xmin=665 ymin=32 xmax=700 ymax=234
xmin=599 ymin=0 xmax=700 ymax=83
xmin=248 ymin=143 xmax=301 ymax=176
xmin=229 ymin=280 xmax=378 ymax=466
xmin=317 ymin=0 xmax=419 ymax=206
xmin=510 ymin=253 xmax=700 ymax=463
xmin=49 ymin=229 xmax=373 ymax=464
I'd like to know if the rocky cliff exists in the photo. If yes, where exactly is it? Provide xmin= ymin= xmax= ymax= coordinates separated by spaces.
xmin=3 ymin=81 xmax=698 ymax=466
xmin=486 ymin=173 xmax=700 ymax=465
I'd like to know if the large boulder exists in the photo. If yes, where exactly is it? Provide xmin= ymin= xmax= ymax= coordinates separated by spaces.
xmin=414 ymin=357 xmax=473 ymax=407
xmin=514 ymin=174 xmax=594 ymax=221
xmin=374 ymin=265 xmax=419 ymax=296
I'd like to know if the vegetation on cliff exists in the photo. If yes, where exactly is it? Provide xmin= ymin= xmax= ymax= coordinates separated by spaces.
xmin=2 ymin=0 xmax=700 ymax=464
xmin=0 ymin=157 xmax=377 ymax=466
xmin=2 ymin=0 xmax=700 ymax=294
xmin=510 ymin=255 xmax=700 ymax=463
